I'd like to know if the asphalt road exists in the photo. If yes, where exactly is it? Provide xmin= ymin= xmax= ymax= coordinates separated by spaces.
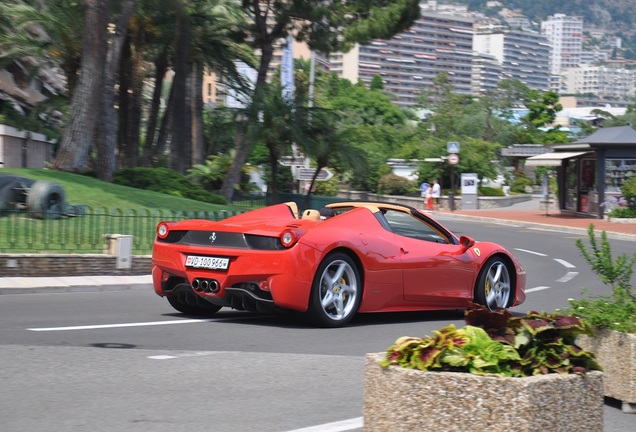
xmin=1 ymin=219 xmax=635 ymax=432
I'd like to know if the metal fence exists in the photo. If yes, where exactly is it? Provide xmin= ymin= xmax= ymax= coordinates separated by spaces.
xmin=0 ymin=206 xmax=243 ymax=255
xmin=0 ymin=192 xmax=347 ymax=255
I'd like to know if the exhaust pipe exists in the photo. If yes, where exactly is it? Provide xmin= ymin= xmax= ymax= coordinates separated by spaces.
xmin=209 ymin=279 xmax=220 ymax=293
xmin=190 ymin=278 xmax=220 ymax=293
xmin=200 ymin=279 xmax=209 ymax=292
xmin=191 ymin=278 xmax=201 ymax=291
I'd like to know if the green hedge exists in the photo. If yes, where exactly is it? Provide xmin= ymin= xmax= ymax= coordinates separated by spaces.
xmin=113 ymin=167 xmax=226 ymax=205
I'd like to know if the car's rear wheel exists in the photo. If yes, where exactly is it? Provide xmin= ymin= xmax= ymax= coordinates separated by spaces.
xmin=307 ymin=252 xmax=361 ymax=328
xmin=475 ymin=256 xmax=512 ymax=310
xmin=167 ymin=291 xmax=222 ymax=316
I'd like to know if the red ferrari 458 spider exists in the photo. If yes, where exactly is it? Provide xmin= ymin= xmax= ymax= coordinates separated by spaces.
xmin=152 ymin=201 xmax=526 ymax=327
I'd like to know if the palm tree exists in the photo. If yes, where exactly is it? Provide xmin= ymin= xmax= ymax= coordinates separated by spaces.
xmin=51 ymin=0 xmax=109 ymax=172
xmin=220 ymin=0 xmax=421 ymax=202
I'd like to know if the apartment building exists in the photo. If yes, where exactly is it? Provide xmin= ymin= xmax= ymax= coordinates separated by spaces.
xmin=541 ymin=14 xmax=584 ymax=74
xmin=329 ymin=5 xmax=475 ymax=108
xmin=561 ymin=65 xmax=636 ymax=100
xmin=473 ymin=25 xmax=551 ymax=93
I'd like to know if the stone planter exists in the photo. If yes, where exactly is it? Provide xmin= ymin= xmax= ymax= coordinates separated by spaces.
xmin=364 ymin=353 xmax=604 ymax=432
xmin=578 ymin=329 xmax=636 ymax=413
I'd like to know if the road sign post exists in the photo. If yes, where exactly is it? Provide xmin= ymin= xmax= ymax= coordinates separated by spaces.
xmin=295 ymin=168 xmax=334 ymax=181
xmin=446 ymin=142 xmax=460 ymax=212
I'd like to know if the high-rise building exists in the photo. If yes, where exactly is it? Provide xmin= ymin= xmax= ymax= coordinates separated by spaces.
xmin=330 ymin=3 xmax=475 ymax=108
xmin=541 ymin=14 xmax=583 ymax=75
xmin=473 ymin=25 xmax=551 ymax=93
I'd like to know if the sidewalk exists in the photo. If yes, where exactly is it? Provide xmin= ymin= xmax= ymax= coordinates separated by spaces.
xmin=433 ymin=195 xmax=636 ymax=241
xmin=1 ymin=198 xmax=635 ymax=295
xmin=0 ymin=274 xmax=152 ymax=295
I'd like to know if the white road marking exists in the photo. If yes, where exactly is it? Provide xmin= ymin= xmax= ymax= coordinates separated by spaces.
xmin=554 ymin=258 xmax=576 ymax=268
xmin=557 ymin=272 xmax=579 ymax=283
xmin=514 ymin=248 xmax=548 ymax=256
xmin=282 ymin=417 xmax=363 ymax=432
xmin=148 ymin=351 xmax=220 ymax=360
xmin=525 ymin=286 xmax=551 ymax=293
xmin=27 ymin=318 xmax=215 ymax=332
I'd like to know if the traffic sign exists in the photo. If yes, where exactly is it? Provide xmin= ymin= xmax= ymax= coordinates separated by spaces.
xmin=295 ymin=168 xmax=333 ymax=181
xmin=448 ymin=153 xmax=460 ymax=165
xmin=278 ymin=156 xmax=306 ymax=166
xmin=447 ymin=141 xmax=460 ymax=153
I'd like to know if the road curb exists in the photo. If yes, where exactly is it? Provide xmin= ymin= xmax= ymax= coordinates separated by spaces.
xmin=435 ymin=213 xmax=636 ymax=242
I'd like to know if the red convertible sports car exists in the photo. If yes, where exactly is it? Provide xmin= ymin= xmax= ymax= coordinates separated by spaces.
xmin=152 ymin=201 xmax=526 ymax=327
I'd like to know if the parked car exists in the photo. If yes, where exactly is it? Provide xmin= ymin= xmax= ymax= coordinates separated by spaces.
xmin=151 ymin=201 xmax=526 ymax=327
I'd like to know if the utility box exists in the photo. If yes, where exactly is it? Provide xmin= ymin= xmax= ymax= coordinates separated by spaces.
xmin=104 ymin=234 xmax=133 ymax=269
xmin=461 ymin=173 xmax=479 ymax=210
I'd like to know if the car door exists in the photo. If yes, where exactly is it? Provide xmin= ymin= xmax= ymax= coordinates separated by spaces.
xmin=380 ymin=209 xmax=476 ymax=306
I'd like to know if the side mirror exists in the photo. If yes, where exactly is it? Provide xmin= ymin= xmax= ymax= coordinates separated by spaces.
xmin=459 ymin=235 xmax=475 ymax=253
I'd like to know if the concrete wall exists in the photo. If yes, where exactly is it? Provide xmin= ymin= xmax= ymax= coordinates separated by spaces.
xmin=336 ymin=190 xmax=533 ymax=210
xmin=1 ymin=253 xmax=152 ymax=277
xmin=0 ymin=124 xmax=55 ymax=169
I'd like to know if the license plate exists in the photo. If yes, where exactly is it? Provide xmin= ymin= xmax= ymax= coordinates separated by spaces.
xmin=185 ymin=255 xmax=229 ymax=270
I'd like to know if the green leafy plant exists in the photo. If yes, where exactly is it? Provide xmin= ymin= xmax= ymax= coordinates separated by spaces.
xmin=380 ymin=304 xmax=600 ymax=377
xmin=620 ymin=175 xmax=636 ymax=211
xmin=564 ymin=224 xmax=636 ymax=333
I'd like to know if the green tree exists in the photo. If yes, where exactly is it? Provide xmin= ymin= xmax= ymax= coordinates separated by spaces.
xmin=220 ymin=0 xmax=421 ymax=201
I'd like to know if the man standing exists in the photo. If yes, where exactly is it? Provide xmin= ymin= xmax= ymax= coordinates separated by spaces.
xmin=431 ymin=179 xmax=441 ymax=210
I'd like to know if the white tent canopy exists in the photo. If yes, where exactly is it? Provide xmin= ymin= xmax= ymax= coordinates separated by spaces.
xmin=525 ymin=151 xmax=592 ymax=166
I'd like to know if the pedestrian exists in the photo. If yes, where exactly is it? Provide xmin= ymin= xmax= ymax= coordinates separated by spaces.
xmin=420 ymin=181 xmax=429 ymax=208
xmin=431 ymin=179 xmax=441 ymax=210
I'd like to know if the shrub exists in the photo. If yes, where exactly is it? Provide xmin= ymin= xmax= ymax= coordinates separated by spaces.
xmin=113 ymin=167 xmax=226 ymax=205
xmin=380 ymin=304 xmax=600 ymax=377
xmin=377 ymin=173 xmax=415 ymax=196
xmin=620 ymin=175 xmax=636 ymax=210
xmin=510 ymin=174 xmax=533 ymax=194
xmin=478 ymin=186 xmax=505 ymax=197
xmin=608 ymin=207 xmax=636 ymax=218
xmin=563 ymin=224 xmax=636 ymax=333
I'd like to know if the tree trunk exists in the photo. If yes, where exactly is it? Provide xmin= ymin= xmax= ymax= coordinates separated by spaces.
xmin=141 ymin=53 xmax=168 ymax=166
xmin=52 ymin=0 xmax=108 ymax=172
xmin=117 ymin=38 xmax=131 ymax=167
xmin=191 ymin=63 xmax=205 ymax=166
xmin=153 ymin=74 xmax=175 ymax=167
xmin=95 ymin=0 xmax=136 ymax=181
xmin=122 ymin=28 xmax=145 ymax=168
xmin=268 ymin=142 xmax=281 ymax=205
xmin=220 ymin=44 xmax=274 ymax=201
xmin=169 ymin=12 xmax=192 ymax=174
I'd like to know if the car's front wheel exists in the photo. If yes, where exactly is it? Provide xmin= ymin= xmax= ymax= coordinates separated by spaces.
xmin=167 ymin=291 xmax=222 ymax=316
xmin=306 ymin=252 xmax=362 ymax=328
xmin=475 ymin=256 xmax=512 ymax=310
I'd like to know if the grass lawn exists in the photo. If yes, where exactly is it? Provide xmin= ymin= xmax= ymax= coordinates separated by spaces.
xmin=0 ymin=168 xmax=249 ymax=212
xmin=0 ymin=168 xmax=256 ymax=254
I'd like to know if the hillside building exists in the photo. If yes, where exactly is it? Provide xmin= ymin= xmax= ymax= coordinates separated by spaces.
xmin=541 ymin=14 xmax=584 ymax=75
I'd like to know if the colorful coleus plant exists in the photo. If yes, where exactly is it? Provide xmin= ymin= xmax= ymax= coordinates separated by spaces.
xmin=380 ymin=304 xmax=602 ymax=377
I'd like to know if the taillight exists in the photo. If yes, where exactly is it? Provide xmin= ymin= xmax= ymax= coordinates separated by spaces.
xmin=280 ymin=228 xmax=304 ymax=248
xmin=156 ymin=222 xmax=174 ymax=239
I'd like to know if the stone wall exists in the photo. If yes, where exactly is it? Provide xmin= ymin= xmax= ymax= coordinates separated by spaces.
xmin=1 ymin=253 xmax=152 ymax=277
xmin=336 ymin=190 xmax=534 ymax=210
